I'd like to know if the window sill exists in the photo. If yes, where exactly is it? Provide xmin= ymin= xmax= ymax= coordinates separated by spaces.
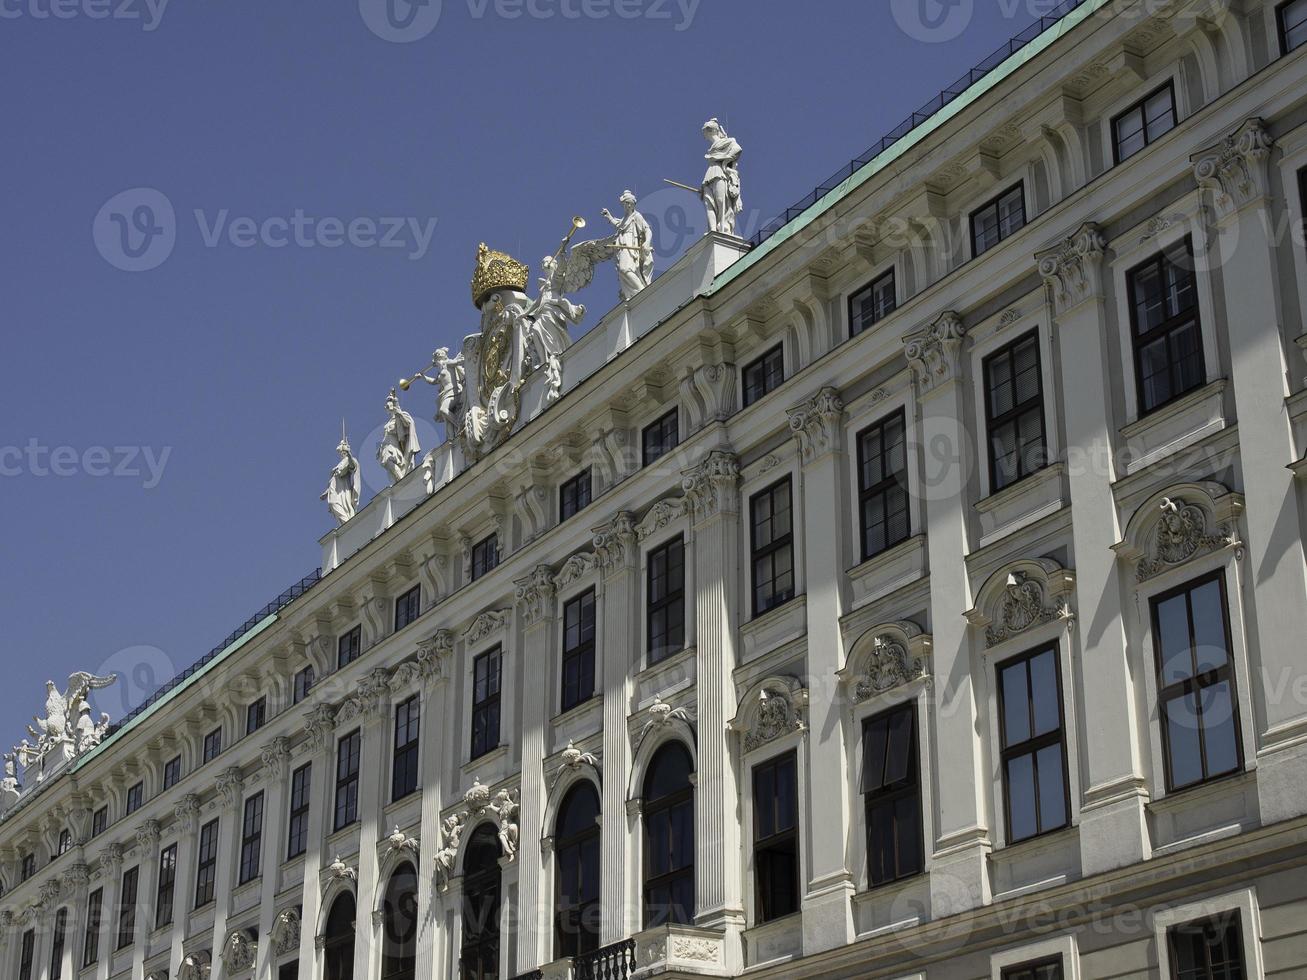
xmin=1148 ymin=767 xmax=1257 ymax=857
xmin=973 ymin=463 xmax=1066 ymax=551
xmin=634 ymin=647 xmax=696 ymax=704
xmin=552 ymin=693 xmax=602 ymax=730
xmin=1119 ymin=378 xmax=1228 ymax=477
xmin=739 ymin=593 xmax=806 ymax=665
xmin=742 ymin=910 xmax=803 ymax=969
xmin=846 ymin=534 xmax=928 ymax=612
xmin=462 ymin=743 xmax=509 ymax=778
xmin=988 ymin=822 xmax=1080 ymax=901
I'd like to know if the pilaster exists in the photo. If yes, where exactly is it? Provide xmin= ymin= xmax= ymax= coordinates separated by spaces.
xmin=298 ymin=704 xmax=338 ymax=980
xmin=131 ymin=820 xmax=160 ymax=980
xmin=211 ymin=768 xmax=246 ymax=980
xmin=95 ymin=844 xmax=124 ymax=980
xmin=414 ymin=631 xmax=453 ymax=980
xmin=595 ymin=512 xmax=638 ymax=946
xmin=904 ymin=311 xmax=992 ymax=911
xmin=354 ymin=671 xmax=392 ymax=980
xmin=785 ymin=387 xmax=856 ymax=954
xmin=168 ymin=795 xmax=201 ymax=972
xmin=1036 ymin=222 xmax=1150 ymax=872
xmin=682 ymin=451 xmax=745 ymax=970
xmin=255 ymin=738 xmax=291 ymax=980
xmin=513 ymin=567 xmax=557 ymax=968
xmin=1193 ymin=120 xmax=1307 ymax=821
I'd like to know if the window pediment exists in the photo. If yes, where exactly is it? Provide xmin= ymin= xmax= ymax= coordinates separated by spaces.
xmin=967 ymin=559 xmax=1076 ymax=649
xmin=840 ymin=621 xmax=932 ymax=700
xmin=1114 ymin=481 xmax=1244 ymax=582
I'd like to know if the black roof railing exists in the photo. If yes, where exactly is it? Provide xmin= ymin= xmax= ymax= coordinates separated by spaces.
xmin=747 ymin=0 xmax=1094 ymax=247
xmin=104 ymin=569 xmax=323 ymax=736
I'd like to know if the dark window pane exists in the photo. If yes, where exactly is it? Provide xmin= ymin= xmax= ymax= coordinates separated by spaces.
xmin=742 ymin=345 xmax=785 ymax=407
xmin=338 ymin=625 xmax=362 ymax=668
xmin=1129 ymin=238 xmax=1204 ymax=413
xmin=1169 ymin=914 xmax=1245 ymax=980
xmin=395 ymin=585 xmax=422 ymax=630
xmin=642 ymin=409 xmax=680 ymax=467
xmin=1282 ymin=0 xmax=1307 ymax=52
xmin=1114 ymin=84 xmax=1175 ymax=162
xmin=971 ymin=184 xmax=1026 ymax=256
xmin=850 ymin=270 xmax=896 ymax=336
xmin=559 ymin=469 xmax=593 ymax=521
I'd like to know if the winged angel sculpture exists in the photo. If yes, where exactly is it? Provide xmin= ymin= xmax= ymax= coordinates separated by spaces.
xmin=29 ymin=671 xmax=118 ymax=754
xmin=403 ymin=221 xmax=613 ymax=461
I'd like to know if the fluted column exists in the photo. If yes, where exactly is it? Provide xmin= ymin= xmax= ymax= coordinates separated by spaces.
xmin=298 ymin=705 xmax=339 ymax=980
xmin=413 ymin=633 xmax=453 ymax=980
xmin=131 ymin=820 xmax=160 ymax=980
xmin=1192 ymin=119 xmax=1307 ymax=824
xmin=211 ymin=768 xmax=246 ymax=980
xmin=683 ymin=451 xmax=744 ymax=966
xmin=514 ymin=567 xmax=557 ymax=967
xmin=31 ymin=890 xmax=55 ymax=980
xmin=904 ymin=312 xmax=991 ymax=912
xmin=94 ymin=844 xmax=123 ymax=980
xmin=595 ymin=512 xmax=639 ymax=946
xmin=168 ymin=796 xmax=201 ymax=972
xmin=255 ymin=738 xmax=291 ymax=980
xmin=1037 ymin=222 xmax=1149 ymax=873
xmin=786 ymin=388 xmax=856 ymax=953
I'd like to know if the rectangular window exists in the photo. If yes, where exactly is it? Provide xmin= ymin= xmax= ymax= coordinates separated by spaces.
xmin=471 ymin=648 xmax=502 ymax=760
xmin=1168 ymin=913 xmax=1245 ymax=980
xmin=1113 ymin=82 xmax=1178 ymax=164
xmin=561 ymin=589 xmax=597 ymax=712
xmin=971 ymin=183 xmax=1026 ymax=257
xmin=18 ymin=930 xmax=35 ymax=980
xmin=334 ymin=730 xmax=362 ymax=831
xmin=162 ymin=755 xmax=182 ymax=790
xmin=559 ymin=469 xmax=593 ymax=522
xmin=998 ymin=646 xmax=1070 ymax=843
xmin=21 ymin=852 xmax=35 ymax=880
xmin=293 ymin=665 xmax=315 ymax=704
xmin=984 ymin=331 xmax=1047 ymax=492
xmin=395 ymin=584 xmax=422 ymax=631
xmin=1299 ymin=167 xmax=1307 ymax=250
xmin=238 ymin=792 xmax=264 ymax=885
xmin=753 ymin=752 xmax=800 ymax=923
xmin=857 ymin=410 xmax=911 ymax=561
xmin=155 ymin=843 xmax=177 ymax=929
xmin=194 ymin=819 xmax=219 ymax=908
xmin=1152 ymin=572 xmax=1242 ymax=792
xmin=82 ymin=889 xmax=102 ymax=967
xmin=49 ymin=906 xmax=67 ymax=980
xmin=246 ymin=697 xmax=267 ymax=736
xmin=91 ymin=806 xmax=107 ymax=838
xmin=116 ymin=866 xmax=138 ymax=949
xmin=1002 ymin=958 xmax=1064 ymax=980
xmin=287 ymin=763 xmax=312 ymax=859
xmin=862 ymin=703 xmax=923 ymax=887
xmin=57 ymin=828 xmax=72 ymax=855
xmin=1128 ymin=237 xmax=1204 ymax=414
xmin=1284 ymin=0 xmax=1307 ymax=53
xmin=742 ymin=344 xmax=785 ymax=407
xmin=338 ymin=624 xmax=362 ymax=669
xmin=642 ymin=408 xmax=679 ymax=467
xmin=125 ymin=781 xmax=144 ymax=815
xmin=392 ymin=696 xmax=421 ymax=801
xmin=647 ymin=537 xmax=686 ymax=665
xmin=202 ymin=727 xmax=223 ymax=764
xmin=470 ymin=536 xmax=499 ymax=582
xmin=850 ymin=269 xmax=896 ymax=337
xmin=750 ymin=479 xmax=795 ymax=616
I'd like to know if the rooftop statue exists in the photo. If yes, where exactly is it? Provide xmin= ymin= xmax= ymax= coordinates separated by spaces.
xmin=322 ymin=427 xmax=361 ymax=525
xmin=32 ymin=672 xmax=117 ymax=748
xmin=700 ymin=117 xmax=743 ymax=236
xmin=377 ymin=388 xmax=421 ymax=484
xmin=599 ymin=190 xmax=654 ymax=301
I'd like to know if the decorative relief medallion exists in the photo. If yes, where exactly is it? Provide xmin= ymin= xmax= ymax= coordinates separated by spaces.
xmin=729 ymin=678 xmax=808 ymax=753
xmin=853 ymin=633 xmax=930 ymax=702
xmin=1136 ymin=496 xmax=1240 ymax=582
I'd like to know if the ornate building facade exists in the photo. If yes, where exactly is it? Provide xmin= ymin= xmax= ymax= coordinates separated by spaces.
xmin=5 ymin=1 xmax=1307 ymax=978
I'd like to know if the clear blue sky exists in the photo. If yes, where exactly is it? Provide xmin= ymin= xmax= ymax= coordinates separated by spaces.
xmin=0 ymin=0 xmax=1041 ymax=748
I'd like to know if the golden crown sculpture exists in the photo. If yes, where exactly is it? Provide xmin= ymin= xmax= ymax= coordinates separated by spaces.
xmin=471 ymin=242 xmax=530 ymax=309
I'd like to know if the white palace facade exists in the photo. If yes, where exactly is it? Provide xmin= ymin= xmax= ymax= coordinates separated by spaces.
xmin=6 ymin=1 xmax=1307 ymax=978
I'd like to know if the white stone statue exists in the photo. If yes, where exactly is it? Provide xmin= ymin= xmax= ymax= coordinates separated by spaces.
xmin=600 ymin=190 xmax=654 ymax=301
xmin=31 ymin=672 xmax=118 ymax=752
xmin=377 ymin=388 xmax=421 ymax=484
xmin=2 ymin=753 xmax=18 ymax=791
xmin=322 ymin=429 xmax=361 ymax=525
xmin=402 ymin=347 xmax=465 ymax=438
xmin=73 ymin=703 xmax=111 ymax=752
xmin=700 ymin=118 xmax=743 ymax=236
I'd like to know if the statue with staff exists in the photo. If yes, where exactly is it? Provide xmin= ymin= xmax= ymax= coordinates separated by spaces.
xmin=599 ymin=190 xmax=654 ymax=301
xmin=665 ymin=117 xmax=744 ymax=238
xmin=322 ymin=422 xmax=361 ymax=525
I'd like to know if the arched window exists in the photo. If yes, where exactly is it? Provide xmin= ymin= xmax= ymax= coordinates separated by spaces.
xmin=643 ymin=742 xmax=695 ymax=927
xmin=380 ymin=862 xmax=418 ymax=980
xmin=460 ymin=824 xmax=502 ymax=980
xmin=554 ymin=782 xmax=601 ymax=959
xmin=323 ymin=892 xmax=356 ymax=980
